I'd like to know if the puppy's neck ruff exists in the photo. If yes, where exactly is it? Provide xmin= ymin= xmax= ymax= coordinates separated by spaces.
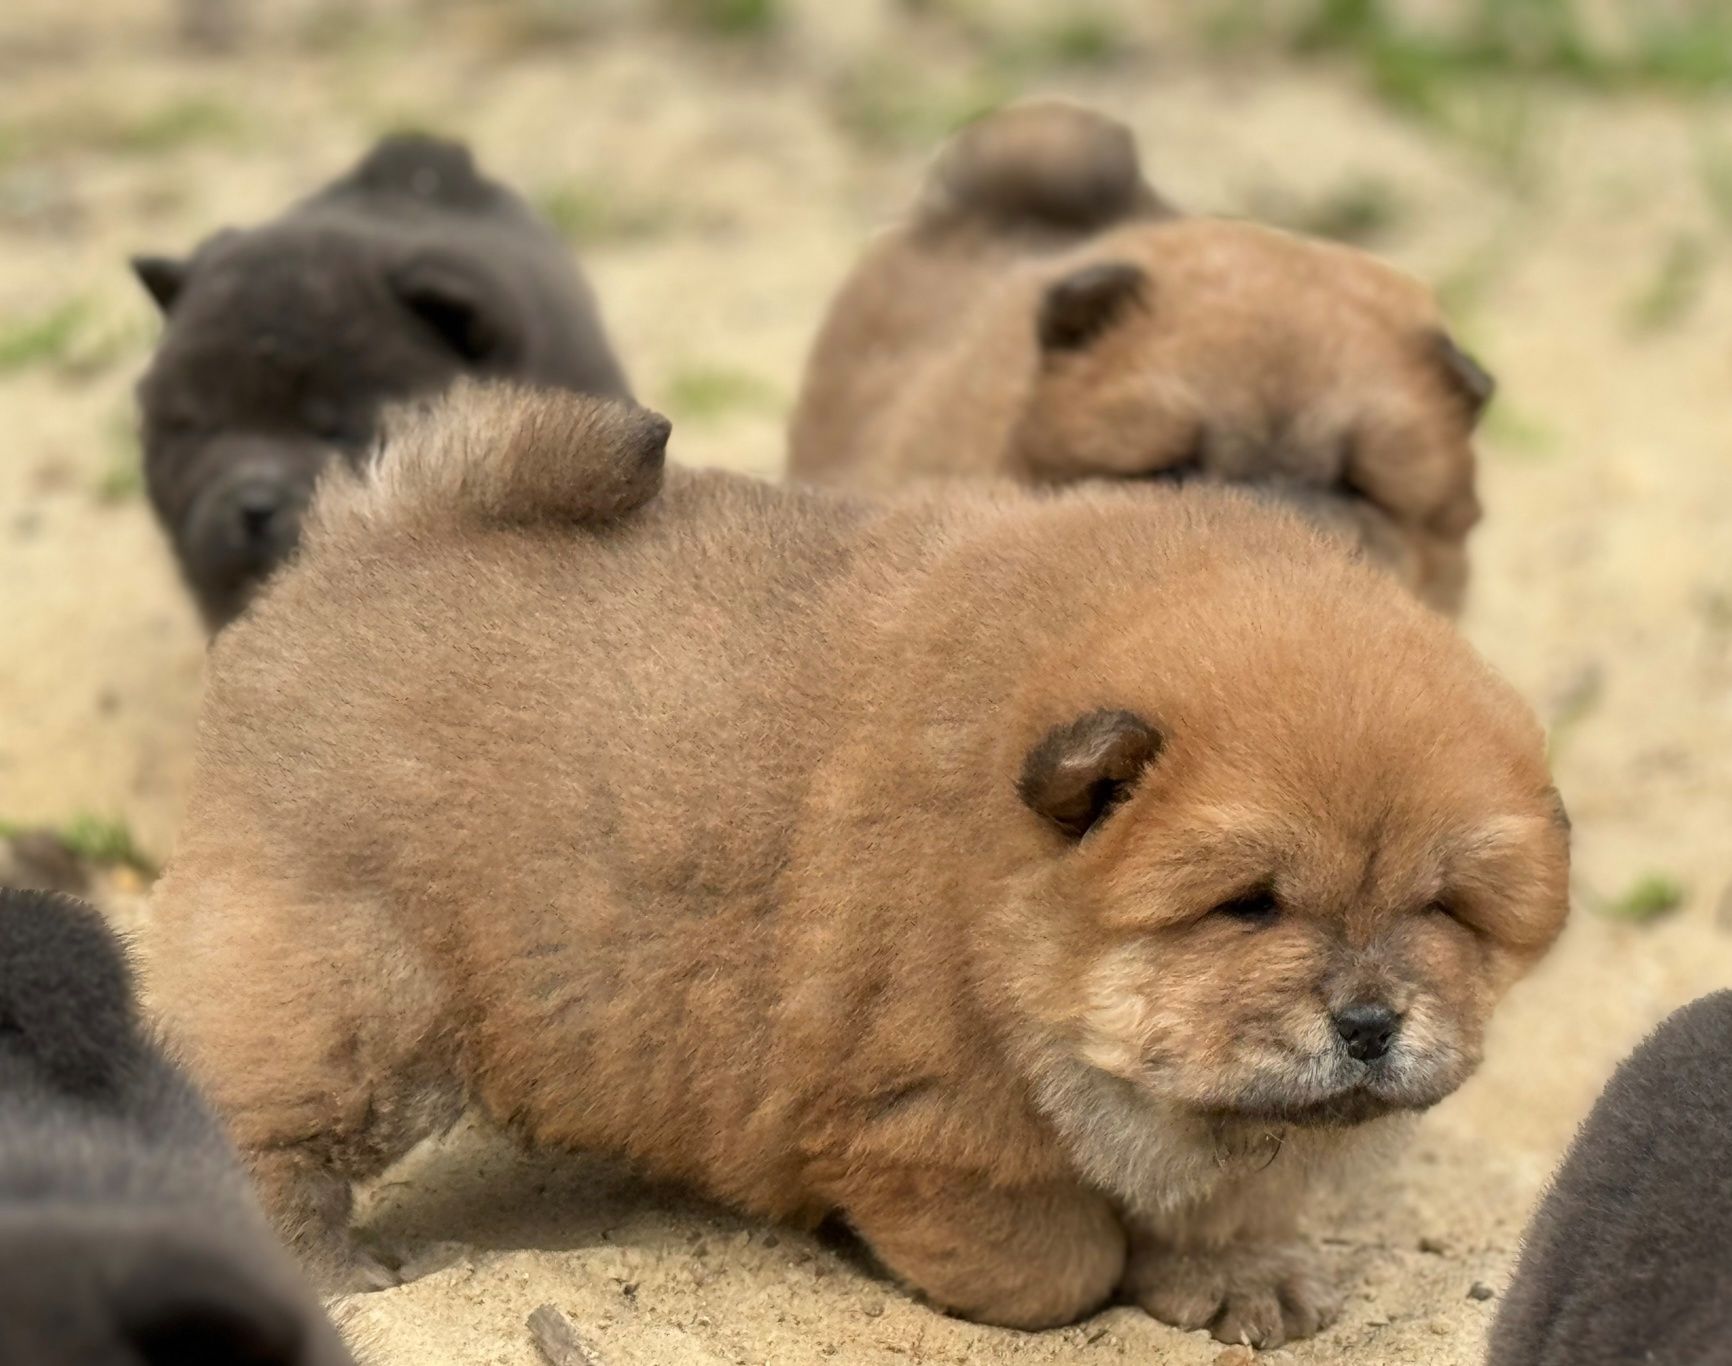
xmin=1030 ymin=1049 xmax=1384 ymax=1218
xmin=1030 ymin=1050 xmax=1242 ymax=1215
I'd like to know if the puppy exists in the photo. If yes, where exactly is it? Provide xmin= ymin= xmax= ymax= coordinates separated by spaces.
xmin=134 ymin=132 xmax=631 ymax=631
xmin=152 ymin=384 xmax=1568 ymax=1347
xmin=789 ymin=101 xmax=1492 ymax=615
xmin=1487 ymin=991 xmax=1732 ymax=1365
xmin=0 ymin=888 xmax=356 ymax=1366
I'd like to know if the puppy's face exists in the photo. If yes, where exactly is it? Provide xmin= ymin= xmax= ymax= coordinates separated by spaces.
xmin=1004 ymin=589 xmax=1568 ymax=1133
xmin=134 ymin=223 xmax=521 ymax=630
xmin=1007 ymin=221 xmax=1491 ymax=615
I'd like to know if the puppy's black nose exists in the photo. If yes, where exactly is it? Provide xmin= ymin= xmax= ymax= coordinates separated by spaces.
xmin=235 ymin=484 xmax=284 ymax=545
xmin=113 ymin=1249 xmax=306 ymax=1366
xmin=1335 ymin=1004 xmax=1401 ymax=1062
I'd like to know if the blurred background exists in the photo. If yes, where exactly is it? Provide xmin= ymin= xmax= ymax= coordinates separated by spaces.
xmin=0 ymin=2 xmax=1729 ymax=1362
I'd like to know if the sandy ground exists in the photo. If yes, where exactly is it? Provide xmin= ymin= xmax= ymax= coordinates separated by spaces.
xmin=2 ymin=2 xmax=1730 ymax=1363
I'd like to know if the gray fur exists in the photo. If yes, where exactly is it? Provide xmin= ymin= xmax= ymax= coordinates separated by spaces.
xmin=1488 ymin=991 xmax=1732 ymax=1365
xmin=135 ymin=133 xmax=631 ymax=631
xmin=0 ymin=889 xmax=355 ymax=1365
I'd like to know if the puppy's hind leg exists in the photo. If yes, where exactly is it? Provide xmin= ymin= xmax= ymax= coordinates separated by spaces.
xmin=148 ymin=869 xmax=463 ymax=1295
xmin=839 ymin=1170 xmax=1125 ymax=1330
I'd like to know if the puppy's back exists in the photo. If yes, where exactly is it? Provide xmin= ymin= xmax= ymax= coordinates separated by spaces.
xmin=1488 ymin=991 xmax=1732 ymax=1365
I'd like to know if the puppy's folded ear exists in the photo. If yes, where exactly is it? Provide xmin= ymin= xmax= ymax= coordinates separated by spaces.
xmin=131 ymin=255 xmax=188 ymax=314
xmin=1018 ymin=709 xmax=1163 ymax=839
xmin=388 ymin=254 xmax=516 ymax=368
xmin=1428 ymin=329 xmax=1495 ymax=423
xmin=1038 ymin=261 xmax=1147 ymax=352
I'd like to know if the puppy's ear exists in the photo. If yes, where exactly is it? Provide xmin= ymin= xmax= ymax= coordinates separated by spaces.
xmin=1545 ymin=786 xmax=1571 ymax=840
xmin=131 ymin=255 xmax=188 ymax=314
xmin=1428 ymin=329 xmax=1495 ymax=424
xmin=1018 ymin=709 xmax=1163 ymax=839
xmin=1038 ymin=261 xmax=1146 ymax=352
xmin=388 ymin=255 xmax=513 ymax=367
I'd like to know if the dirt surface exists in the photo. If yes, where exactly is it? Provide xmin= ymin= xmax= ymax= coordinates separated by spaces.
xmin=2 ymin=3 xmax=1729 ymax=1364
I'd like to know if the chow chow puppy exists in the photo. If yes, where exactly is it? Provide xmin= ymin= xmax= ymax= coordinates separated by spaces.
xmin=1487 ymin=991 xmax=1732 ymax=1366
xmin=152 ymin=385 xmax=1568 ymax=1348
xmin=134 ymin=132 xmax=631 ymax=631
xmin=789 ymin=101 xmax=1493 ymax=615
xmin=0 ymin=888 xmax=356 ymax=1366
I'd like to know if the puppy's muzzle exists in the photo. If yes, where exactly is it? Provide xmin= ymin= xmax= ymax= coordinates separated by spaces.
xmin=0 ymin=1215 xmax=319 ymax=1365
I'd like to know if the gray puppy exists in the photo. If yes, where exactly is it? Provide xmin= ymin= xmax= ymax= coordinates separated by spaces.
xmin=0 ymin=888 xmax=356 ymax=1365
xmin=1488 ymin=990 xmax=1732 ymax=1366
xmin=134 ymin=133 xmax=631 ymax=630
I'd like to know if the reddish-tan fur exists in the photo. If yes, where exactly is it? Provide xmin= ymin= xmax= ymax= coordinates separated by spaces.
xmin=151 ymin=384 xmax=1567 ymax=1346
xmin=790 ymin=101 xmax=1488 ymax=614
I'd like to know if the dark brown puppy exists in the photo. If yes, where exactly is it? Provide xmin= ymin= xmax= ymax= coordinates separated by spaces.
xmin=153 ymin=384 xmax=1568 ymax=1348
xmin=790 ymin=101 xmax=1491 ymax=615
xmin=0 ymin=888 xmax=356 ymax=1366
xmin=134 ymin=133 xmax=631 ymax=631
xmin=1487 ymin=991 xmax=1732 ymax=1366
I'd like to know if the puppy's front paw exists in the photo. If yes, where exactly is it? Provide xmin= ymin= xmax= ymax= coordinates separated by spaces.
xmin=318 ymin=1243 xmax=404 ymax=1297
xmin=1125 ymin=1242 xmax=1338 ymax=1347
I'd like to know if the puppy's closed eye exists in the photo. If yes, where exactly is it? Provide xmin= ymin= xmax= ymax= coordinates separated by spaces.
xmin=1212 ymin=887 xmax=1280 ymax=926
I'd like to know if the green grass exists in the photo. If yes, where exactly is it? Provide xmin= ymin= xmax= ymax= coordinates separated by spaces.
xmin=661 ymin=0 xmax=780 ymax=38
xmin=1031 ymin=13 xmax=1128 ymax=66
xmin=1251 ymin=175 xmax=1407 ymax=245
xmin=830 ymin=54 xmax=1013 ymax=151
xmin=1435 ymin=235 xmax=1519 ymax=331
xmin=0 ymin=814 xmax=157 ymax=876
xmin=96 ymin=419 xmax=145 ymax=504
xmin=534 ymin=180 xmax=678 ymax=246
xmin=1597 ymin=872 xmax=1688 ymax=924
xmin=0 ymin=95 xmax=249 ymax=165
xmin=0 ymin=300 xmax=153 ymax=381
xmin=1295 ymin=0 xmax=1732 ymax=91
xmin=979 ymin=10 xmax=1132 ymax=75
xmin=0 ymin=299 xmax=86 ymax=375
xmin=1625 ymin=234 xmax=1711 ymax=334
xmin=1482 ymin=399 xmax=1562 ymax=459
xmin=661 ymin=364 xmax=781 ymax=423
xmin=109 ymin=97 xmax=246 ymax=155
xmin=1202 ymin=1 xmax=1732 ymax=137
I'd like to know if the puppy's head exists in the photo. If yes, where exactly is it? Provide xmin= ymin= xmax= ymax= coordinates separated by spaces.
xmin=0 ymin=890 xmax=360 ymax=1364
xmin=997 ymin=526 xmax=1566 ymax=1134
xmin=133 ymin=220 xmax=526 ymax=630
xmin=1007 ymin=220 xmax=1491 ymax=614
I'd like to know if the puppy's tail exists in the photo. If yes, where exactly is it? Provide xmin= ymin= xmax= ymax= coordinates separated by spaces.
xmin=916 ymin=100 xmax=1172 ymax=234
xmin=314 ymin=381 xmax=670 ymax=536
xmin=0 ymin=889 xmax=140 ymax=1098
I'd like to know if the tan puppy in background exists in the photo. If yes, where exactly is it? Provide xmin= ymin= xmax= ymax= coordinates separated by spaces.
xmin=152 ymin=385 xmax=1567 ymax=1348
xmin=790 ymin=101 xmax=1493 ymax=615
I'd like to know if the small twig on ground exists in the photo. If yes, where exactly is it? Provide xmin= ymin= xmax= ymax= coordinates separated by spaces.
xmin=528 ymin=1304 xmax=606 ymax=1366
